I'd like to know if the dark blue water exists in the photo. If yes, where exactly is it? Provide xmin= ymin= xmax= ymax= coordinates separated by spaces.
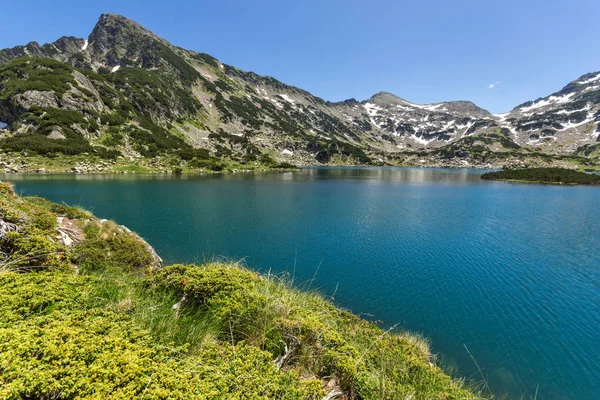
xmin=4 ymin=167 xmax=600 ymax=399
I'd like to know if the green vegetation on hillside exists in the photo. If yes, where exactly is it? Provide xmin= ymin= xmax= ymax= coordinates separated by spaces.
xmin=0 ymin=57 xmax=76 ymax=99
xmin=0 ymin=183 xmax=484 ymax=399
xmin=481 ymin=168 xmax=600 ymax=185
xmin=433 ymin=130 xmax=523 ymax=161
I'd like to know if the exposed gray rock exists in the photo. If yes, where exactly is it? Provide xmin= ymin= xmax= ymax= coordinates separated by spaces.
xmin=0 ymin=216 xmax=20 ymax=241
xmin=15 ymin=90 xmax=59 ymax=109
xmin=47 ymin=127 xmax=66 ymax=139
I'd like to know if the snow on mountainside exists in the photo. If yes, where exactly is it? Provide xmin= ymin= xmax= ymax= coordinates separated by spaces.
xmin=329 ymin=91 xmax=495 ymax=150
xmin=0 ymin=13 xmax=598 ymax=170
xmin=493 ymin=72 xmax=600 ymax=152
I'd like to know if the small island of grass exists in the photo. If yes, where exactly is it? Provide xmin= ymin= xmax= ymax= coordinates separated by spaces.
xmin=481 ymin=168 xmax=600 ymax=185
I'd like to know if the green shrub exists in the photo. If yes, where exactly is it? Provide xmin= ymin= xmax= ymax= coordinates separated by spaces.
xmin=149 ymin=264 xmax=481 ymax=399
xmin=73 ymin=221 xmax=155 ymax=272
xmin=24 ymin=196 xmax=92 ymax=219
xmin=0 ymin=57 xmax=76 ymax=99
xmin=0 ymin=270 xmax=323 ymax=399
xmin=0 ymin=194 xmax=74 ymax=271
xmin=0 ymin=132 xmax=119 ymax=158
xmin=481 ymin=168 xmax=600 ymax=184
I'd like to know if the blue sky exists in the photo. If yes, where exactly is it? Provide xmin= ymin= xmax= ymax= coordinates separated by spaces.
xmin=2 ymin=0 xmax=599 ymax=113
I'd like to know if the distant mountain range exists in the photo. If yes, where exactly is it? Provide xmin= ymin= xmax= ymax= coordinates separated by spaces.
xmin=1 ymin=13 xmax=598 ymax=170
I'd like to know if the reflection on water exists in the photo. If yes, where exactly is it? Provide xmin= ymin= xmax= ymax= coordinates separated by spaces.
xmin=3 ymin=167 xmax=599 ymax=400
xmin=4 ymin=166 xmax=486 ymax=183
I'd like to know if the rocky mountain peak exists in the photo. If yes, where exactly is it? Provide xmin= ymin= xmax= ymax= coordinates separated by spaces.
xmin=87 ymin=13 xmax=168 ymax=69
xmin=91 ymin=13 xmax=158 ymax=43
xmin=436 ymin=100 xmax=491 ymax=119
xmin=367 ymin=91 xmax=409 ymax=105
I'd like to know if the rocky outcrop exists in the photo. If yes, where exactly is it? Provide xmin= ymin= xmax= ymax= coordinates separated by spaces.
xmin=15 ymin=90 xmax=60 ymax=109
xmin=0 ymin=215 xmax=20 ymax=241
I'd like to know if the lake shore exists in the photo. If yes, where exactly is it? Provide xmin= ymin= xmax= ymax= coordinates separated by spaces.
xmin=1 ymin=151 xmax=598 ymax=174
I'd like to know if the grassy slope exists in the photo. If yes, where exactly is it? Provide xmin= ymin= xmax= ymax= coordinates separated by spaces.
xmin=0 ymin=182 xmax=484 ymax=399
xmin=481 ymin=167 xmax=600 ymax=185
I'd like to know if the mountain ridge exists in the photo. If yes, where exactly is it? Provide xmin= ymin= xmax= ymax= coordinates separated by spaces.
xmin=0 ymin=13 xmax=598 ymax=172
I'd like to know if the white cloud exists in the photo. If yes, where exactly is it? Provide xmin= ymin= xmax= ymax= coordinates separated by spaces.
xmin=487 ymin=81 xmax=500 ymax=89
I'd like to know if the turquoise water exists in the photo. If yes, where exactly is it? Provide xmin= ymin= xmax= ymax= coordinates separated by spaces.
xmin=4 ymin=167 xmax=600 ymax=399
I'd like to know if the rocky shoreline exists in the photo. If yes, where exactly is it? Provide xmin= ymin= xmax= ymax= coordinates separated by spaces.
xmin=0 ymin=150 xmax=597 ymax=174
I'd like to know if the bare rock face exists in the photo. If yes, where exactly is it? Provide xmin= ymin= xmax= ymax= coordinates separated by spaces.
xmin=0 ymin=37 xmax=86 ymax=64
xmin=47 ymin=128 xmax=66 ymax=140
xmin=72 ymin=71 xmax=103 ymax=103
xmin=0 ymin=215 xmax=20 ymax=241
xmin=87 ymin=13 xmax=171 ymax=70
xmin=15 ymin=90 xmax=59 ymax=109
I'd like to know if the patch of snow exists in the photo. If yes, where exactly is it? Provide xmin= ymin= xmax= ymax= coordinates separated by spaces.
xmin=442 ymin=120 xmax=456 ymax=130
xmin=498 ymin=121 xmax=519 ymax=137
xmin=279 ymin=94 xmax=296 ymax=103
xmin=363 ymin=102 xmax=383 ymax=128
xmin=411 ymin=135 xmax=436 ymax=145
xmin=81 ymin=40 xmax=88 ymax=51
xmin=270 ymin=98 xmax=283 ymax=108
xmin=554 ymin=104 xmax=590 ymax=115
xmin=558 ymin=117 xmax=593 ymax=131
xmin=520 ymin=93 xmax=575 ymax=112
xmin=219 ymin=63 xmax=224 ymax=69
xmin=0 ymin=121 xmax=8 ymax=130
xmin=577 ymin=73 xmax=600 ymax=85
xmin=255 ymin=86 xmax=261 ymax=94
xmin=111 ymin=65 xmax=121 ymax=73
xmin=281 ymin=149 xmax=294 ymax=156
xmin=463 ymin=122 xmax=476 ymax=135
xmin=363 ymin=102 xmax=382 ymax=116
xmin=409 ymin=102 xmax=443 ymax=111
xmin=456 ymin=121 xmax=474 ymax=134
xmin=493 ymin=112 xmax=511 ymax=120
